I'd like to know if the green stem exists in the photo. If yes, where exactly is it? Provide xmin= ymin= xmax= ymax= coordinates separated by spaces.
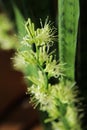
xmin=36 ymin=45 xmax=48 ymax=89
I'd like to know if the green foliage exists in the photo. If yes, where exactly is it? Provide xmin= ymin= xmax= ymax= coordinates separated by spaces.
xmin=58 ymin=0 xmax=79 ymax=81
xmin=13 ymin=3 xmax=26 ymax=41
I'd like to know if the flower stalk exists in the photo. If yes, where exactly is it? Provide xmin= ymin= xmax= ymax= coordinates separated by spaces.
xmin=13 ymin=1 xmax=82 ymax=129
xmin=13 ymin=15 xmax=81 ymax=130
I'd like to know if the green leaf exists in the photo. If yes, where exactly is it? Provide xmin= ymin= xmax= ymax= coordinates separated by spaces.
xmin=58 ymin=0 xmax=79 ymax=81
xmin=13 ymin=3 xmax=26 ymax=40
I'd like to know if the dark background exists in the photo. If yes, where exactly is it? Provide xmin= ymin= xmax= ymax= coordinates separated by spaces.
xmin=0 ymin=0 xmax=87 ymax=130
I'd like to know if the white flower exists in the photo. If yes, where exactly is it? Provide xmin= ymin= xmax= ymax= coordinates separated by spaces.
xmin=25 ymin=18 xmax=57 ymax=46
xmin=12 ymin=53 xmax=26 ymax=71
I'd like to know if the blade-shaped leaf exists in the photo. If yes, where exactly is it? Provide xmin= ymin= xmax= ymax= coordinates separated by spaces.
xmin=13 ymin=3 xmax=26 ymax=40
xmin=58 ymin=0 xmax=79 ymax=81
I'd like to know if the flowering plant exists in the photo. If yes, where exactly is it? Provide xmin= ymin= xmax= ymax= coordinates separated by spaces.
xmin=12 ymin=0 xmax=83 ymax=130
xmin=13 ymin=18 xmax=82 ymax=130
